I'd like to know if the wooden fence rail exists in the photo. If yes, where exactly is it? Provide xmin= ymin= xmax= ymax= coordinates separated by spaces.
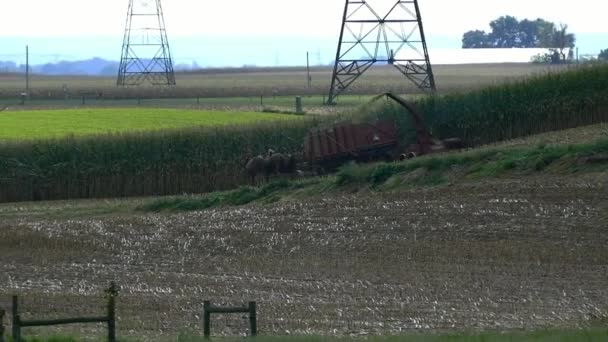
xmin=11 ymin=282 xmax=117 ymax=342
xmin=203 ymin=300 xmax=256 ymax=339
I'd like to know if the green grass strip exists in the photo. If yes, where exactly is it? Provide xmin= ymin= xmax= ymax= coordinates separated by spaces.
xmin=8 ymin=329 xmax=608 ymax=342
xmin=139 ymin=138 xmax=608 ymax=212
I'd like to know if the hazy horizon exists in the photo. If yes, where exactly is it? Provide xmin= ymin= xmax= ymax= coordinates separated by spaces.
xmin=1 ymin=32 xmax=605 ymax=70
xmin=1 ymin=0 xmax=606 ymax=68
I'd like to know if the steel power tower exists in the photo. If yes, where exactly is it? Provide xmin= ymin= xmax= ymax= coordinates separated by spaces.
xmin=117 ymin=0 xmax=176 ymax=86
xmin=327 ymin=0 xmax=435 ymax=104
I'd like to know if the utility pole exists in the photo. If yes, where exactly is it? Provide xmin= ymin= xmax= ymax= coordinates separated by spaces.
xmin=25 ymin=45 xmax=30 ymax=95
xmin=306 ymin=51 xmax=312 ymax=88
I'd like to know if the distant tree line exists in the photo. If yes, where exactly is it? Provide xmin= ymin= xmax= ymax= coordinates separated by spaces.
xmin=462 ymin=16 xmax=576 ymax=63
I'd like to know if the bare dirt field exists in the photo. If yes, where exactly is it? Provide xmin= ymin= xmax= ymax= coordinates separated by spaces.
xmin=1 ymin=171 xmax=606 ymax=340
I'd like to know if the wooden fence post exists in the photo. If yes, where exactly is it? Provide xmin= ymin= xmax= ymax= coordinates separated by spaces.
xmin=11 ymin=296 xmax=21 ymax=342
xmin=203 ymin=301 xmax=211 ymax=339
xmin=8 ymin=285 xmax=117 ymax=342
xmin=248 ymin=301 xmax=257 ymax=336
xmin=203 ymin=301 xmax=256 ymax=338
xmin=107 ymin=282 xmax=117 ymax=342
xmin=0 ymin=309 xmax=5 ymax=342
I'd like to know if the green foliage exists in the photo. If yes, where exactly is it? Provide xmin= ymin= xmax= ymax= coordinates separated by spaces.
xmin=599 ymin=49 xmax=608 ymax=61
xmin=412 ymin=64 xmax=608 ymax=147
xmin=0 ymin=117 xmax=324 ymax=202
xmin=139 ymin=180 xmax=294 ymax=212
xmin=462 ymin=30 xmax=490 ymax=49
xmin=462 ymin=15 xmax=575 ymax=53
xmin=335 ymin=162 xmax=375 ymax=186
xmin=140 ymin=138 xmax=608 ymax=212
xmin=369 ymin=163 xmax=408 ymax=185
xmin=336 ymin=138 xmax=608 ymax=187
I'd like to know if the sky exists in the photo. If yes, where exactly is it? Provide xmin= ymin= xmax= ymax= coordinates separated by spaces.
xmin=0 ymin=0 xmax=606 ymax=66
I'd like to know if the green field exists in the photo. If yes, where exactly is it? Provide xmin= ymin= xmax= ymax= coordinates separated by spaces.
xmin=0 ymin=108 xmax=299 ymax=140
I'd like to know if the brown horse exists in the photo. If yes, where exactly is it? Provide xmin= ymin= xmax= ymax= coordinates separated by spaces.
xmin=245 ymin=155 xmax=268 ymax=185
xmin=245 ymin=152 xmax=299 ymax=184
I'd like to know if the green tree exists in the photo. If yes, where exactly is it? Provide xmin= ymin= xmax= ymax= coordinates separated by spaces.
xmin=549 ymin=24 xmax=576 ymax=63
xmin=518 ymin=19 xmax=540 ymax=48
xmin=599 ymin=49 xmax=608 ymax=61
xmin=536 ymin=20 xmax=557 ymax=47
xmin=521 ymin=18 xmax=556 ymax=48
xmin=488 ymin=16 xmax=521 ymax=47
xmin=461 ymin=16 xmax=574 ymax=52
xmin=462 ymin=30 xmax=490 ymax=48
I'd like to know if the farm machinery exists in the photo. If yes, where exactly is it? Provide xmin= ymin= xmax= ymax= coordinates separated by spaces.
xmin=246 ymin=93 xmax=463 ymax=180
xmin=302 ymin=93 xmax=463 ymax=170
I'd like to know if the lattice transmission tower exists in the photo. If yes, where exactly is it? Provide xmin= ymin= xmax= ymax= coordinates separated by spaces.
xmin=327 ymin=0 xmax=435 ymax=104
xmin=117 ymin=0 xmax=176 ymax=86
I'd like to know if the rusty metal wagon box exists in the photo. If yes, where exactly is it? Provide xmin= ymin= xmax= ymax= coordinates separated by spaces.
xmin=303 ymin=120 xmax=398 ymax=168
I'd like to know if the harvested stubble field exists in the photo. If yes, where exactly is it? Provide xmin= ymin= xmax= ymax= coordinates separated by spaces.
xmin=0 ymin=64 xmax=570 ymax=100
xmin=0 ymin=170 xmax=607 ymax=340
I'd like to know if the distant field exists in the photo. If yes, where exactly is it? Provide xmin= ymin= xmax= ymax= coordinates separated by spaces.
xmin=0 ymin=94 xmax=377 ymax=114
xmin=0 ymin=108 xmax=299 ymax=140
xmin=0 ymin=64 xmax=571 ymax=100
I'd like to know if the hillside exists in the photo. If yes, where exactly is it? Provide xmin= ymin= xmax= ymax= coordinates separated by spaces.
xmin=1 ymin=122 xmax=605 ymax=216
xmin=1 ymin=125 xmax=606 ymax=341
xmin=135 ymin=123 xmax=608 ymax=212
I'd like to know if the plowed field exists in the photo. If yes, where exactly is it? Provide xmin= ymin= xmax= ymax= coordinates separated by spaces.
xmin=1 ymin=172 xmax=607 ymax=340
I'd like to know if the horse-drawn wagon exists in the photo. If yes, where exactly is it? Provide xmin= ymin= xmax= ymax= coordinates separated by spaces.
xmin=245 ymin=93 xmax=463 ymax=181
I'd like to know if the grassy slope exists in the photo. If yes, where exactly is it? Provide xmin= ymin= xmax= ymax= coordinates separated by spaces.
xmin=0 ymin=108 xmax=300 ymax=140
xmin=0 ymin=123 xmax=605 ymax=218
xmin=138 ymin=134 xmax=608 ymax=213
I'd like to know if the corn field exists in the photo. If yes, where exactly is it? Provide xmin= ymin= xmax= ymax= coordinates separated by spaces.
xmin=373 ymin=63 xmax=608 ymax=147
xmin=0 ymin=120 xmax=321 ymax=203
xmin=1 ymin=64 xmax=608 ymax=203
